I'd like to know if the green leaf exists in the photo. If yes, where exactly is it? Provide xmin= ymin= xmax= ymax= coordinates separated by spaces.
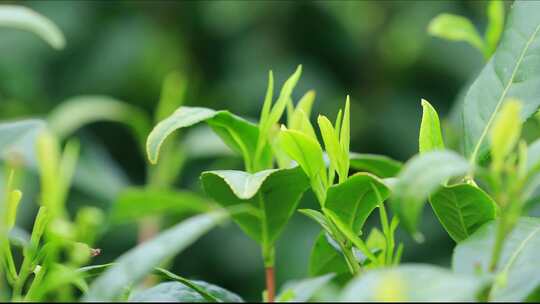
xmin=48 ymin=96 xmax=151 ymax=148
xmin=83 ymin=212 xmax=227 ymax=301
xmin=155 ymin=71 xmax=187 ymax=122
xmin=0 ymin=5 xmax=65 ymax=49
xmin=318 ymin=115 xmax=345 ymax=180
xmin=277 ymin=273 xmax=335 ymax=302
xmin=391 ymin=150 xmax=470 ymax=238
xmin=419 ymin=99 xmax=445 ymax=154
xmin=428 ymin=13 xmax=486 ymax=55
xmin=308 ymin=232 xmax=350 ymax=280
xmin=146 ymin=107 xmax=270 ymax=171
xmin=0 ymin=119 xmax=46 ymax=167
xmin=110 ymin=187 xmax=213 ymax=224
xmin=462 ymin=1 xmax=540 ymax=162
xmin=430 ymin=184 xmax=497 ymax=242
xmin=485 ymin=0 xmax=505 ymax=57
xmin=341 ymin=264 xmax=485 ymax=301
xmin=289 ymin=90 xmax=316 ymax=131
xmin=279 ymin=127 xmax=325 ymax=180
xmin=129 ymin=280 xmax=243 ymax=303
xmin=489 ymin=99 xmax=522 ymax=166
xmin=324 ymin=173 xmax=389 ymax=235
xmin=349 ymin=153 xmax=402 ymax=178
xmin=200 ymin=167 xmax=309 ymax=246
xmin=453 ymin=217 xmax=540 ymax=301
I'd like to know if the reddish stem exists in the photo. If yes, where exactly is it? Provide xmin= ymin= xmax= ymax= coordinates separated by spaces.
xmin=265 ymin=267 xmax=275 ymax=303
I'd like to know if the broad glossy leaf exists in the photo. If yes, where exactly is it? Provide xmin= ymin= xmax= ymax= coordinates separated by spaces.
xmin=341 ymin=264 xmax=485 ymax=301
xmin=0 ymin=119 xmax=46 ymax=168
xmin=277 ymin=273 xmax=334 ymax=302
xmin=146 ymin=107 xmax=271 ymax=170
xmin=428 ymin=13 xmax=486 ymax=55
xmin=462 ymin=1 xmax=540 ymax=162
xmin=391 ymin=150 xmax=470 ymax=237
xmin=110 ymin=187 xmax=213 ymax=224
xmin=430 ymin=184 xmax=497 ymax=242
xmin=453 ymin=217 xmax=540 ymax=301
xmin=349 ymin=153 xmax=402 ymax=178
xmin=0 ymin=5 xmax=65 ymax=49
xmin=324 ymin=173 xmax=389 ymax=235
xmin=83 ymin=212 xmax=227 ymax=301
xmin=279 ymin=128 xmax=325 ymax=180
xmin=129 ymin=280 xmax=243 ymax=302
xmin=419 ymin=99 xmax=444 ymax=153
xmin=201 ymin=167 xmax=309 ymax=245
xmin=48 ymin=96 xmax=151 ymax=148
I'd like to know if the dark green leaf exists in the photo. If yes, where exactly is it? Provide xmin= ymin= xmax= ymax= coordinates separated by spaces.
xmin=430 ymin=184 xmax=498 ymax=242
xmin=462 ymin=1 xmax=540 ymax=162
xmin=453 ymin=217 xmax=540 ymax=301
xmin=308 ymin=232 xmax=350 ymax=282
xmin=341 ymin=264 xmax=486 ymax=301
xmin=83 ymin=212 xmax=227 ymax=301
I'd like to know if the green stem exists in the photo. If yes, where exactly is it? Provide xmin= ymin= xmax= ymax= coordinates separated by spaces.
xmin=489 ymin=218 xmax=507 ymax=271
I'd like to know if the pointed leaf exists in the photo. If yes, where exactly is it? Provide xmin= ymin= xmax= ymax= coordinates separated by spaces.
xmin=279 ymin=128 xmax=325 ymax=180
xmin=0 ymin=5 xmax=65 ymax=49
xmin=419 ymin=99 xmax=445 ymax=153
xmin=341 ymin=264 xmax=485 ymax=301
xmin=391 ymin=150 xmax=470 ymax=237
xmin=428 ymin=13 xmax=485 ymax=54
xmin=453 ymin=217 xmax=540 ymax=301
xmin=201 ymin=167 xmax=309 ymax=244
xmin=462 ymin=1 xmax=540 ymax=162
xmin=83 ymin=212 xmax=227 ymax=301
xmin=485 ymin=0 xmax=505 ymax=56
xmin=309 ymin=232 xmax=350 ymax=281
xmin=349 ymin=153 xmax=402 ymax=178
xmin=430 ymin=184 xmax=498 ymax=242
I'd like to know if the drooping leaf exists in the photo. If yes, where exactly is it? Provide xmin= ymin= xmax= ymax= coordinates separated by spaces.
xmin=324 ymin=173 xmax=389 ymax=235
xmin=0 ymin=119 xmax=46 ymax=168
xmin=428 ymin=13 xmax=486 ymax=56
xmin=146 ymin=107 xmax=271 ymax=171
xmin=430 ymin=184 xmax=498 ymax=242
xmin=0 ymin=5 xmax=65 ymax=49
xmin=453 ymin=217 xmax=540 ymax=301
xmin=47 ymin=96 xmax=151 ymax=149
xmin=277 ymin=273 xmax=335 ymax=302
xmin=462 ymin=1 xmax=540 ymax=162
xmin=391 ymin=150 xmax=470 ymax=238
xmin=110 ymin=187 xmax=214 ymax=224
xmin=349 ymin=153 xmax=402 ymax=178
xmin=83 ymin=212 xmax=227 ymax=301
xmin=200 ymin=167 xmax=309 ymax=245
xmin=341 ymin=264 xmax=485 ymax=301
xmin=419 ymin=99 xmax=445 ymax=154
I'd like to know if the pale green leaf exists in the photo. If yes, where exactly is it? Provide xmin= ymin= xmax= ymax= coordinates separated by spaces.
xmin=0 ymin=5 xmax=65 ymax=49
xmin=349 ymin=153 xmax=402 ymax=178
xmin=0 ymin=119 xmax=46 ymax=168
xmin=419 ymin=99 xmax=445 ymax=153
xmin=277 ymin=274 xmax=334 ymax=302
xmin=453 ymin=217 xmax=540 ymax=301
xmin=155 ymin=71 xmax=188 ymax=122
xmin=485 ymin=0 xmax=505 ymax=57
xmin=83 ymin=212 xmax=227 ymax=301
xmin=341 ymin=264 xmax=485 ymax=301
xmin=462 ymin=1 xmax=540 ymax=162
xmin=489 ymin=99 xmax=522 ymax=165
xmin=430 ymin=184 xmax=497 ymax=242
xmin=279 ymin=127 xmax=325 ymax=180
xmin=428 ymin=13 xmax=485 ymax=54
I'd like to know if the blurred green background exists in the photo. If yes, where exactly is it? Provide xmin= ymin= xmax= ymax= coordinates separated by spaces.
xmin=0 ymin=0 xmax=493 ymax=301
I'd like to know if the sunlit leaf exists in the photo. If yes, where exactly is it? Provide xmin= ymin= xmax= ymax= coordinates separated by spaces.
xmin=419 ymin=99 xmax=445 ymax=154
xmin=428 ymin=13 xmax=486 ymax=55
xmin=485 ymin=0 xmax=505 ymax=57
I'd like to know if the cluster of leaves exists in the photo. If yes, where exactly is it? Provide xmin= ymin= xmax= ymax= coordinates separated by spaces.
xmin=2 ymin=0 xmax=540 ymax=302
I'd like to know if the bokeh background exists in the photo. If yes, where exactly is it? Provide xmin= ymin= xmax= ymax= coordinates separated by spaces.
xmin=0 ymin=0 xmax=496 ymax=301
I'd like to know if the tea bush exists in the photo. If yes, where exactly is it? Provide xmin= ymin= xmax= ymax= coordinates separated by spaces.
xmin=2 ymin=0 xmax=540 ymax=302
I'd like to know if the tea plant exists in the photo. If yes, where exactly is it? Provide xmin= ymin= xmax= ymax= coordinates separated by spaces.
xmin=3 ymin=0 xmax=540 ymax=302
